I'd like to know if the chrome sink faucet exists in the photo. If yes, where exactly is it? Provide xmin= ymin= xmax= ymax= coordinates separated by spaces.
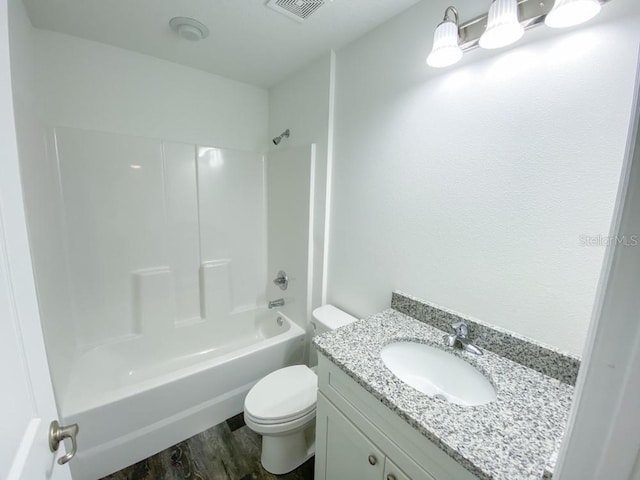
xmin=268 ymin=298 xmax=285 ymax=309
xmin=444 ymin=322 xmax=483 ymax=355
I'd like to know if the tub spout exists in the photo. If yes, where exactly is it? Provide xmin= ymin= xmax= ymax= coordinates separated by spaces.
xmin=268 ymin=298 xmax=285 ymax=309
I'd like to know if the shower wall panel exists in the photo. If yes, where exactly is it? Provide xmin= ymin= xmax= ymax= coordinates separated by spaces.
xmin=57 ymin=128 xmax=167 ymax=346
xmin=197 ymin=147 xmax=266 ymax=313
xmin=54 ymin=128 xmax=266 ymax=350
xmin=162 ymin=142 xmax=200 ymax=325
xmin=266 ymin=145 xmax=315 ymax=335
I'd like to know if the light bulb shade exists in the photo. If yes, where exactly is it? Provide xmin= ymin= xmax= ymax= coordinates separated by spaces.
xmin=479 ymin=0 xmax=524 ymax=49
xmin=426 ymin=21 xmax=463 ymax=68
xmin=545 ymin=0 xmax=601 ymax=28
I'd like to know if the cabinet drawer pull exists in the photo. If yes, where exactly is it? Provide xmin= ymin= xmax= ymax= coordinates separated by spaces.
xmin=387 ymin=475 xmax=397 ymax=480
xmin=368 ymin=455 xmax=377 ymax=465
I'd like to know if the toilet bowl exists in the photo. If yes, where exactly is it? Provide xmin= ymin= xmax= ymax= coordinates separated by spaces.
xmin=243 ymin=305 xmax=357 ymax=475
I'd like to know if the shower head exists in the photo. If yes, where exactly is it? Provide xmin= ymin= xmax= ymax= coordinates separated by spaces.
xmin=272 ymin=129 xmax=290 ymax=145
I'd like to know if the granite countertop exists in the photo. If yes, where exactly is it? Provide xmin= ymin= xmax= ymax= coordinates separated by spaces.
xmin=313 ymin=308 xmax=574 ymax=480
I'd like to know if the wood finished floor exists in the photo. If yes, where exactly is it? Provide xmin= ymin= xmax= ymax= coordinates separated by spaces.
xmin=101 ymin=414 xmax=314 ymax=480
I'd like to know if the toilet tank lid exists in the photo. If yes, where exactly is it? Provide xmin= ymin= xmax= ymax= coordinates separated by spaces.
xmin=312 ymin=305 xmax=358 ymax=330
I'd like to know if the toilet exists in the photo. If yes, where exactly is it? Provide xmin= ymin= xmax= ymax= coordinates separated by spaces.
xmin=243 ymin=305 xmax=357 ymax=475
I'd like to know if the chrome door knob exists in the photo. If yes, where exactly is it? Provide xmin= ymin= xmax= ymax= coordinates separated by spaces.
xmin=49 ymin=420 xmax=79 ymax=465
xmin=387 ymin=475 xmax=397 ymax=480
xmin=368 ymin=454 xmax=377 ymax=465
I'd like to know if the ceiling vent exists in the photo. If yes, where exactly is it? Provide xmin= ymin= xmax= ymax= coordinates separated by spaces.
xmin=169 ymin=17 xmax=209 ymax=41
xmin=266 ymin=0 xmax=326 ymax=23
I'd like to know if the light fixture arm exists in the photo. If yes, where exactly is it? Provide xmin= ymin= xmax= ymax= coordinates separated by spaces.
xmin=443 ymin=6 xmax=459 ymax=25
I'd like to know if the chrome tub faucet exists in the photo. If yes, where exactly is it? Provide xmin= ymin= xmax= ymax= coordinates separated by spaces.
xmin=268 ymin=298 xmax=285 ymax=309
xmin=444 ymin=322 xmax=483 ymax=355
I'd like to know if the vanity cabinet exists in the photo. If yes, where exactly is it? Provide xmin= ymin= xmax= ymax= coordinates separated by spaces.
xmin=384 ymin=459 xmax=412 ymax=480
xmin=317 ymin=395 xmax=412 ymax=480
xmin=317 ymin=395 xmax=385 ymax=479
xmin=314 ymin=354 xmax=479 ymax=480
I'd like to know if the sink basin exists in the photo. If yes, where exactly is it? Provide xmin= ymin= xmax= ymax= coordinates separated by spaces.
xmin=380 ymin=341 xmax=497 ymax=406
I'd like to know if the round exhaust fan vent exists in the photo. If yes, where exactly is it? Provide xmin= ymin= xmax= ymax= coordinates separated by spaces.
xmin=169 ymin=17 xmax=210 ymax=41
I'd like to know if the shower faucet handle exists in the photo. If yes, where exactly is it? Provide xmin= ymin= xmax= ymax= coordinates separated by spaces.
xmin=273 ymin=270 xmax=289 ymax=291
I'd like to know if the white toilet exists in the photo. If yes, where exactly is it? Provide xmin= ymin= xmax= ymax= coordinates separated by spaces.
xmin=243 ymin=305 xmax=357 ymax=475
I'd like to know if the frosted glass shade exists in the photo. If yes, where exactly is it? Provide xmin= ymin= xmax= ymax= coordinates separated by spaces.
xmin=427 ymin=21 xmax=463 ymax=68
xmin=545 ymin=0 xmax=601 ymax=28
xmin=479 ymin=0 xmax=524 ymax=49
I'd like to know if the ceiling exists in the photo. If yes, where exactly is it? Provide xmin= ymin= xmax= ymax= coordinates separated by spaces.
xmin=23 ymin=0 xmax=421 ymax=88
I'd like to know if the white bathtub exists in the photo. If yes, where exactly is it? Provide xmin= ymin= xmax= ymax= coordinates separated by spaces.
xmin=61 ymin=309 xmax=306 ymax=480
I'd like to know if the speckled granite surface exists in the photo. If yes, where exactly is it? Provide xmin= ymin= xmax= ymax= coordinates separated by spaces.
xmin=313 ymin=309 xmax=574 ymax=480
xmin=392 ymin=292 xmax=581 ymax=385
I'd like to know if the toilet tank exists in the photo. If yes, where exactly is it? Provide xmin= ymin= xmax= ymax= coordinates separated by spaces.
xmin=310 ymin=305 xmax=358 ymax=366
xmin=312 ymin=305 xmax=358 ymax=336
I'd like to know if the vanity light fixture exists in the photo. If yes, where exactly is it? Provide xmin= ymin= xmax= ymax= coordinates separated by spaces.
xmin=545 ymin=0 xmax=602 ymax=28
xmin=479 ymin=0 xmax=524 ymax=49
xmin=426 ymin=0 xmax=610 ymax=67
xmin=426 ymin=7 xmax=463 ymax=68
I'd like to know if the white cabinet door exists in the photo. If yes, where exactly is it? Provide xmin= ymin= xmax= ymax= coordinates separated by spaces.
xmin=0 ymin=2 xmax=71 ymax=477
xmin=384 ymin=458 xmax=412 ymax=480
xmin=316 ymin=394 xmax=384 ymax=480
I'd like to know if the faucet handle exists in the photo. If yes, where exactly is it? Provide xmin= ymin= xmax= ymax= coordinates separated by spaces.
xmin=450 ymin=321 xmax=468 ymax=337
xmin=443 ymin=333 xmax=457 ymax=348
xmin=273 ymin=270 xmax=288 ymax=291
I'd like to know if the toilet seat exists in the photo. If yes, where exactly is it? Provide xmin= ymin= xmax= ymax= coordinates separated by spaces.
xmin=245 ymin=406 xmax=316 ymax=436
xmin=245 ymin=405 xmax=316 ymax=426
xmin=244 ymin=365 xmax=317 ymax=425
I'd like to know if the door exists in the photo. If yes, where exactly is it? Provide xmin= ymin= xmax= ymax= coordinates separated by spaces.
xmin=316 ymin=394 xmax=384 ymax=480
xmin=556 ymin=51 xmax=640 ymax=480
xmin=1 ymin=1 xmax=72 ymax=478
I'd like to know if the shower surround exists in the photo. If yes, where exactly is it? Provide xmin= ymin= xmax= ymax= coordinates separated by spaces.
xmin=35 ymin=127 xmax=312 ymax=478
xmin=55 ymin=128 xmax=267 ymax=347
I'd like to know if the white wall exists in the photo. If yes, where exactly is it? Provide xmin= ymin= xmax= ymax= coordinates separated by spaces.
xmin=33 ymin=29 xmax=269 ymax=151
xmin=327 ymin=4 xmax=640 ymax=355
xmin=268 ymin=54 xmax=334 ymax=316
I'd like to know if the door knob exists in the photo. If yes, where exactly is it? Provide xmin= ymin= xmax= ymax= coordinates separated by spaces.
xmin=49 ymin=420 xmax=79 ymax=465
xmin=368 ymin=454 xmax=377 ymax=465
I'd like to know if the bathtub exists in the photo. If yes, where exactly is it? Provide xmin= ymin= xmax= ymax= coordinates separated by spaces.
xmin=61 ymin=309 xmax=306 ymax=480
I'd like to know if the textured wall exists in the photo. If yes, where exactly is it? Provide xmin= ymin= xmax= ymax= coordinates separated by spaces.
xmin=33 ymin=29 xmax=269 ymax=151
xmin=327 ymin=5 xmax=640 ymax=355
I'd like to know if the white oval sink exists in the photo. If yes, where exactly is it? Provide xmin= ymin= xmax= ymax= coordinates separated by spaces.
xmin=380 ymin=341 xmax=497 ymax=406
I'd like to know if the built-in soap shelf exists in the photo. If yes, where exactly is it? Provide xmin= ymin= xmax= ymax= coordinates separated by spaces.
xmin=132 ymin=259 xmax=233 ymax=334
